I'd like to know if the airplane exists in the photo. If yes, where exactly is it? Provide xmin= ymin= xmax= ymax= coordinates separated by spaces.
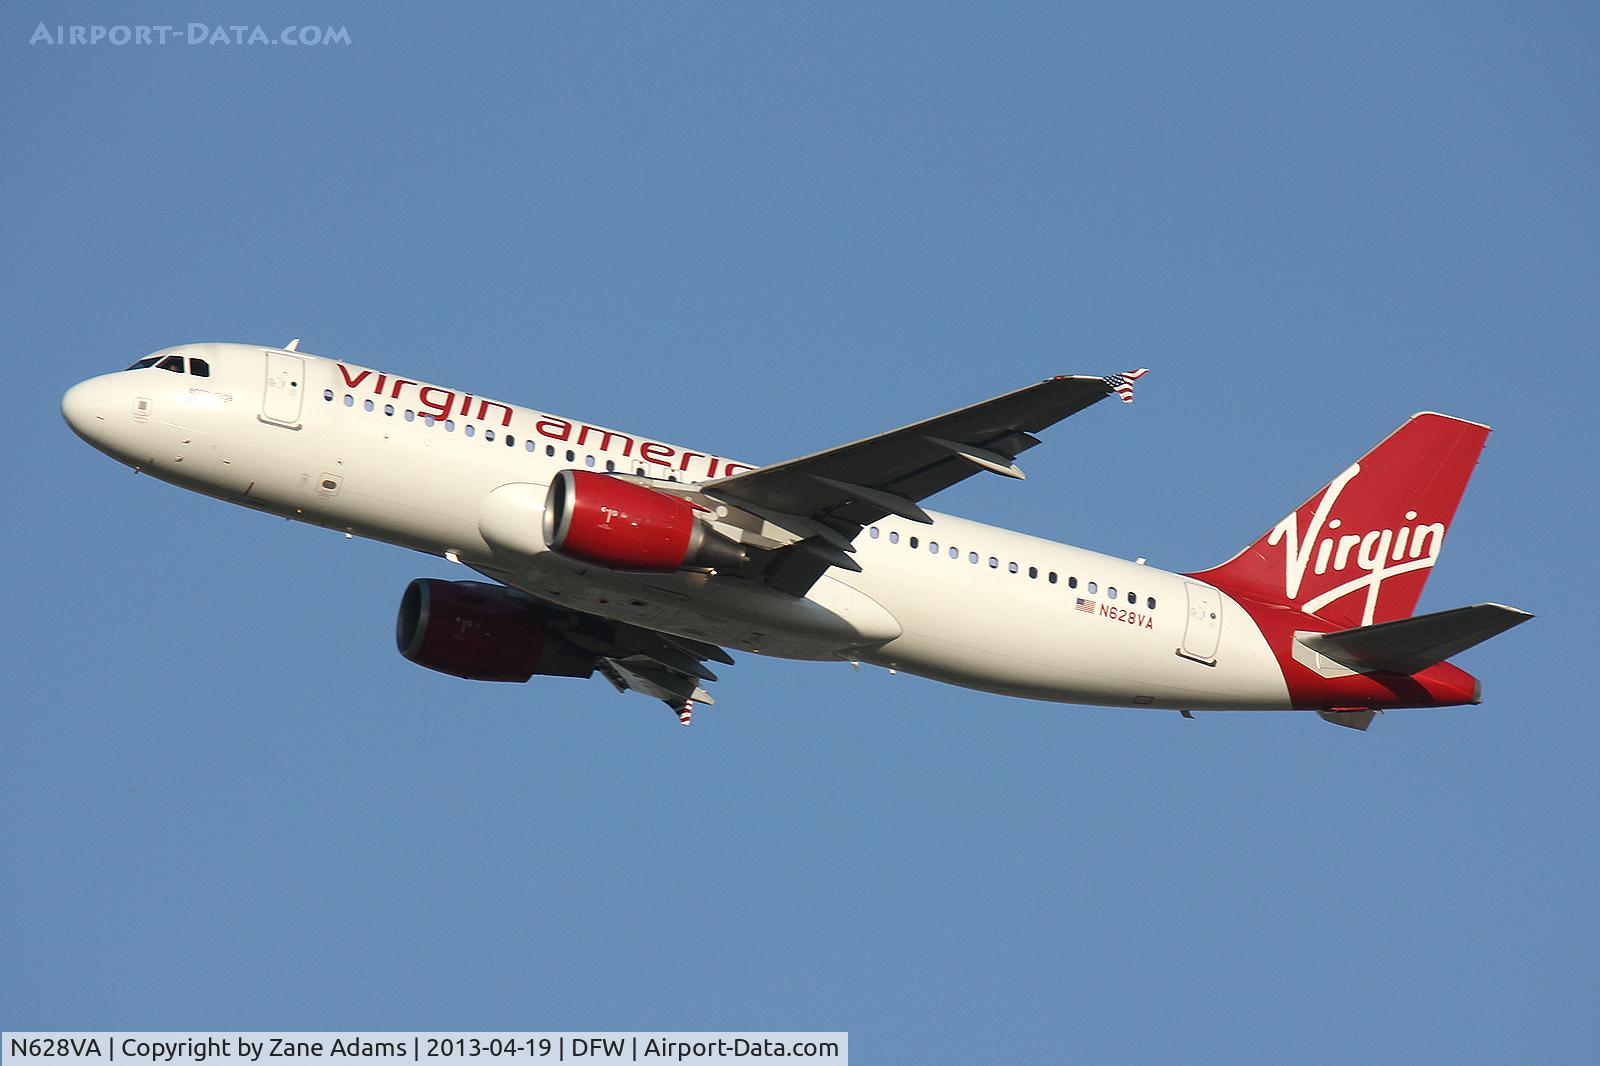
xmin=61 ymin=341 xmax=1531 ymax=730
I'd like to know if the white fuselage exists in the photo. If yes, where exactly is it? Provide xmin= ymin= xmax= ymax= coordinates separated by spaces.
xmin=63 ymin=343 xmax=1295 ymax=711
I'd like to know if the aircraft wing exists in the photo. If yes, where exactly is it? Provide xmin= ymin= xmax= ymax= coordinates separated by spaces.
xmin=468 ymin=568 xmax=734 ymax=724
xmin=582 ymin=625 xmax=731 ymax=726
xmin=702 ymin=371 xmax=1147 ymax=594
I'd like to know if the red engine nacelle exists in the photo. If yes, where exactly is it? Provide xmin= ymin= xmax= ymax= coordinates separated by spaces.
xmin=543 ymin=469 xmax=748 ymax=573
xmin=395 ymin=578 xmax=595 ymax=682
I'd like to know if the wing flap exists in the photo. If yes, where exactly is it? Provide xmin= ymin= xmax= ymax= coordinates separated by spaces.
xmin=599 ymin=658 xmax=716 ymax=706
xmin=469 ymin=565 xmax=733 ymax=719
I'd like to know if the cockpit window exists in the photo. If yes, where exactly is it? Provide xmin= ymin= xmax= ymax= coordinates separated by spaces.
xmin=157 ymin=355 xmax=185 ymax=373
xmin=126 ymin=357 xmax=160 ymax=370
xmin=189 ymin=358 xmax=211 ymax=378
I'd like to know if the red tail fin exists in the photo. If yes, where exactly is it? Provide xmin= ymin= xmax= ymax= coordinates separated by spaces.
xmin=1189 ymin=413 xmax=1490 ymax=628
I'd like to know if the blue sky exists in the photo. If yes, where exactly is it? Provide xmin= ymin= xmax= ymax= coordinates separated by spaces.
xmin=3 ymin=2 xmax=1596 ymax=1060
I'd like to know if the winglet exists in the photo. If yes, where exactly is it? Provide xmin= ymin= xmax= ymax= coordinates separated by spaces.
xmin=1102 ymin=368 xmax=1149 ymax=404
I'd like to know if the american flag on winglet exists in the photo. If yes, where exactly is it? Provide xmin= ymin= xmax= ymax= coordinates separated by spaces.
xmin=1075 ymin=597 xmax=1096 ymax=614
xmin=1102 ymin=368 xmax=1150 ymax=404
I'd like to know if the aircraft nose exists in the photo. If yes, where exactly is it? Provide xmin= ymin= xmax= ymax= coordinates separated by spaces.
xmin=61 ymin=377 xmax=112 ymax=440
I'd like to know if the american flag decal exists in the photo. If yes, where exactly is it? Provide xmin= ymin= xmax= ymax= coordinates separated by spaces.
xmin=1075 ymin=597 xmax=1096 ymax=614
xmin=1101 ymin=367 xmax=1149 ymax=404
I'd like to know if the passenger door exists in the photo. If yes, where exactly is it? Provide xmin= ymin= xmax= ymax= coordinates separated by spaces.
xmin=260 ymin=350 xmax=305 ymax=428
xmin=1179 ymin=581 xmax=1223 ymax=665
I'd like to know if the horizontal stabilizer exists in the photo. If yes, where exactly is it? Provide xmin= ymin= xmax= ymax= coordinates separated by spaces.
xmin=1299 ymin=603 xmax=1533 ymax=676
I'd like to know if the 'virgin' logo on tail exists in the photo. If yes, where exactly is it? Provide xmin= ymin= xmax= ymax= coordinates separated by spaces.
xmin=1267 ymin=463 xmax=1445 ymax=626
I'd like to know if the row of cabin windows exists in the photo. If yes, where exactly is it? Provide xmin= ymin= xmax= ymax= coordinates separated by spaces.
xmin=868 ymin=525 xmax=1157 ymax=609
xmin=325 ymin=387 xmax=1147 ymax=602
xmin=126 ymin=354 xmax=211 ymax=377
xmin=325 ymin=390 xmax=682 ymax=481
